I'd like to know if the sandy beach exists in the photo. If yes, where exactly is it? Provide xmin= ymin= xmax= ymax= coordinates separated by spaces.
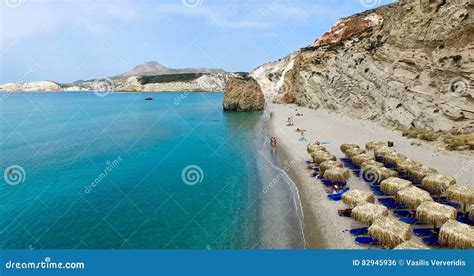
xmin=267 ymin=103 xmax=473 ymax=249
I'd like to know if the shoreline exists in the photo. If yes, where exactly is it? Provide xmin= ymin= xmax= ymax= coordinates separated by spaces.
xmin=266 ymin=103 xmax=473 ymax=249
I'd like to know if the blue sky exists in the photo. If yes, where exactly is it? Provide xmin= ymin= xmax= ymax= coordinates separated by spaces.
xmin=0 ymin=0 xmax=394 ymax=83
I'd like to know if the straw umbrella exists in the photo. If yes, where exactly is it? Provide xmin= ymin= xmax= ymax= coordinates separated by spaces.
xmin=407 ymin=166 xmax=438 ymax=184
xmin=360 ymin=166 xmax=398 ymax=185
xmin=394 ymin=241 xmax=429 ymax=250
xmin=345 ymin=148 xmax=365 ymax=159
xmin=446 ymin=184 xmax=474 ymax=212
xmin=311 ymin=151 xmax=332 ymax=163
xmin=384 ymin=152 xmax=407 ymax=168
xmin=421 ymin=174 xmax=456 ymax=196
xmin=323 ymin=167 xmax=351 ymax=183
xmin=351 ymin=202 xmax=389 ymax=225
xmin=374 ymin=146 xmax=395 ymax=161
xmin=342 ymin=189 xmax=375 ymax=208
xmin=439 ymin=220 xmax=474 ymax=249
xmin=416 ymin=201 xmax=457 ymax=228
xmin=368 ymin=217 xmax=412 ymax=248
xmin=361 ymin=160 xmax=384 ymax=168
xmin=340 ymin=144 xmax=359 ymax=154
xmin=380 ymin=177 xmax=412 ymax=195
xmin=319 ymin=160 xmax=343 ymax=175
xmin=352 ymin=153 xmax=374 ymax=166
xmin=313 ymin=153 xmax=337 ymax=165
xmin=396 ymin=159 xmax=422 ymax=177
xmin=396 ymin=186 xmax=434 ymax=210
xmin=365 ymin=141 xmax=386 ymax=151
xmin=307 ymin=144 xmax=327 ymax=154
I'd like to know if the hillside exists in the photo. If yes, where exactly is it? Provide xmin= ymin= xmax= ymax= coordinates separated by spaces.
xmin=251 ymin=0 xmax=473 ymax=139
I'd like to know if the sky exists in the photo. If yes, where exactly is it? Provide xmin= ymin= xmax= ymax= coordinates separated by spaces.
xmin=0 ymin=0 xmax=394 ymax=83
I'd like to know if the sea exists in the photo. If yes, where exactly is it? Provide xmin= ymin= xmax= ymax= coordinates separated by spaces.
xmin=0 ymin=92 xmax=305 ymax=249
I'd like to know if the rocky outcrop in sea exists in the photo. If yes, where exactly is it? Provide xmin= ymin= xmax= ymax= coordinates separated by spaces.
xmin=223 ymin=77 xmax=265 ymax=111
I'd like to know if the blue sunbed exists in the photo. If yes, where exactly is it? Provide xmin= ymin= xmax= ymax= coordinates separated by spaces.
xmin=373 ymin=190 xmax=390 ymax=196
xmin=350 ymin=227 xmax=368 ymax=236
xmin=442 ymin=202 xmax=461 ymax=208
xmin=355 ymin=236 xmax=379 ymax=245
xmin=384 ymin=203 xmax=406 ymax=209
xmin=399 ymin=217 xmax=420 ymax=224
xmin=327 ymin=188 xmax=350 ymax=201
xmin=422 ymin=236 xmax=440 ymax=246
xmin=457 ymin=217 xmax=474 ymax=225
xmin=393 ymin=210 xmax=414 ymax=217
xmin=378 ymin=198 xmax=396 ymax=204
xmin=413 ymin=228 xmax=439 ymax=237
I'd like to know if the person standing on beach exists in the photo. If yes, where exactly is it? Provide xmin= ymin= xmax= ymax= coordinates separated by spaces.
xmin=270 ymin=137 xmax=277 ymax=153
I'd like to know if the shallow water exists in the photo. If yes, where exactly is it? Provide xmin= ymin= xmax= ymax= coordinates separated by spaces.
xmin=0 ymin=92 xmax=304 ymax=249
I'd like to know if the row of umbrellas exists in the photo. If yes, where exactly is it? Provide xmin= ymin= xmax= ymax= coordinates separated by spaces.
xmin=337 ymin=141 xmax=474 ymax=249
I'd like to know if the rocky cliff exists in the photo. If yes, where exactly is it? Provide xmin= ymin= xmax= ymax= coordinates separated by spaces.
xmin=252 ymin=0 xmax=473 ymax=134
xmin=223 ymin=77 xmax=265 ymax=111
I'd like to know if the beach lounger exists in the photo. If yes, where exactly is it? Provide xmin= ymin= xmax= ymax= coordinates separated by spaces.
xmin=352 ymin=170 xmax=361 ymax=177
xmin=399 ymin=217 xmax=426 ymax=225
xmin=456 ymin=217 xmax=474 ymax=225
xmin=383 ymin=203 xmax=406 ymax=209
xmin=355 ymin=236 xmax=379 ymax=246
xmin=372 ymin=190 xmax=390 ymax=196
xmin=393 ymin=210 xmax=414 ymax=217
xmin=350 ymin=227 xmax=368 ymax=236
xmin=442 ymin=202 xmax=461 ymax=208
xmin=422 ymin=236 xmax=440 ymax=246
xmin=327 ymin=187 xmax=350 ymax=201
xmin=378 ymin=198 xmax=396 ymax=204
xmin=432 ymin=196 xmax=447 ymax=202
xmin=413 ymin=228 xmax=439 ymax=237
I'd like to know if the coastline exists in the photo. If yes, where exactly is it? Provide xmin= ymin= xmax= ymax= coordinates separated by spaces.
xmin=266 ymin=103 xmax=473 ymax=249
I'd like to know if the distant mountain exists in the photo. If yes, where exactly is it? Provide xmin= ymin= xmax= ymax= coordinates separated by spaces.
xmin=0 ymin=61 xmax=239 ymax=92
xmin=119 ymin=61 xmax=225 ymax=77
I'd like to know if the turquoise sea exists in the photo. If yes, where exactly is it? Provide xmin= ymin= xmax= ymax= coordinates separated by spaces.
xmin=0 ymin=92 xmax=304 ymax=249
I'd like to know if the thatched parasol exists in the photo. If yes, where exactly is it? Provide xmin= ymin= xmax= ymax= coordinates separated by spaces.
xmin=340 ymin=144 xmax=359 ymax=154
xmin=380 ymin=177 xmax=412 ymax=195
xmin=311 ymin=151 xmax=332 ymax=162
xmin=394 ymin=241 xmax=429 ymax=250
xmin=323 ymin=167 xmax=351 ymax=183
xmin=374 ymin=146 xmax=395 ymax=160
xmin=396 ymin=186 xmax=433 ymax=210
xmin=446 ymin=185 xmax=474 ymax=211
xmin=352 ymin=153 xmax=374 ymax=166
xmin=439 ymin=220 xmax=474 ymax=249
xmin=368 ymin=217 xmax=412 ymax=248
xmin=360 ymin=166 xmax=399 ymax=185
xmin=407 ymin=166 xmax=438 ymax=184
xmin=365 ymin=141 xmax=386 ymax=151
xmin=307 ymin=144 xmax=327 ymax=154
xmin=384 ymin=152 xmax=407 ymax=167
xmin=416 ymin=201 xmax=457 ymax=228
xmin=345 ymin=148 xmax=365 ymax=159
xmin=313 ymin=153 xmax=337 ymax=165
xmin=396 ymin=159 xmax=422 ymax=174
xmin=421 ymin=174 xmax=456 ymax=195
xmin=342 ymin=189 xmax=375 ymax=208
xmin=351 ymin=202 xmax=389 ymax=225
xmin=361 ymin=160 xmax=384 ymax=168
xmin=319 ymin=160 xmax=344 ymax=175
